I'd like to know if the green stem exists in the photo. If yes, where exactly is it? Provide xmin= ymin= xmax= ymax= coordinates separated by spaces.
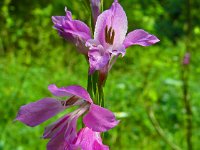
xmin=147 ymin=106 xmax=181 ymax=150
xmin=183 ymin=0 xmax=192 ymax=149
xmin=87 ymin=70 xmax=104 ymax=106
xmin=101 ymin=0 xmax=104 ymax=12
xmin=181 ymin=67 xmax=192 ymax=150
xmin=87 ymin=74 xmax=93 ymax=99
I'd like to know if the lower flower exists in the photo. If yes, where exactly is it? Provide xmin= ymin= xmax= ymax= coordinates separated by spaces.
xmin=15 ymin=84 xmax=118 ymax=149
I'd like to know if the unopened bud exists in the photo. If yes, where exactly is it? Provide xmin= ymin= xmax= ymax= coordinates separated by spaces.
xmin=183 ymin=52 xmax=190 ymax=65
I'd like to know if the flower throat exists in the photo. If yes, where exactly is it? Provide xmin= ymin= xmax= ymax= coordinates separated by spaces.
xmin=105 ymin=25 xmax=115 ymax=45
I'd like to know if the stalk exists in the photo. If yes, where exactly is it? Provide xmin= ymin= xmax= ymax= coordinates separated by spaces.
xmin=138 ymin=66 xmax=181 ymax=150
xmin=147 ymin=106 xmax=181 ymax=150
xmin=181 ymin=65 xmax=192 ymax=150
xmin=182 ymin=0 xmax=192 ymax=149
xmin=87 ymin=73 xmax=93 ymax=99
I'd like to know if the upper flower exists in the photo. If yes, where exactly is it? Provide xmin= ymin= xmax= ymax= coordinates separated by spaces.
xmin=86 ymin=0 xmax=160 ymax=74
xmin=15 ymin=84 xmax=118 ymax=149
xmin=52 ymin=7 xmax=91 ymax=55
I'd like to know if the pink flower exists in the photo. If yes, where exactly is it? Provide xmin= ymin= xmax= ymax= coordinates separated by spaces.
xmin=16 ymin=84 xmax=118 ymax=149
xmin=86 ymin=0 xmax=160 ymax=74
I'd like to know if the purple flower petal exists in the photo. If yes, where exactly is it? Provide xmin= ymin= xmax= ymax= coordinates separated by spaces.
xmin=46 ymin=115 xmax=79 ymax=150
xmin=109 ymin=44 xmax=126 ymax=56
xmin=123 ymin=29 xmax=160 ymax=48
xmin=15 ymin=98 xmax=65 ymax=127
xmin=64 ymin=117 xmax=79 ymax=145
xmin=52 ymin=8 xmax=91 ymax=54
xmin=48 ymin=84 xmax=93 ymax=103
xmin=43 ymin=115 xmax=70 ymax=139
xmin=85 ymin=39 xmax=101 ymax=49
xmin=46 ymin=129 xmax=66 ymax=150
xmin=94 ymin=1 xmax=127 ymax=48
xmin=88 ymin=48 xmax=110 ymax=74
xmin=74 ymin=127 xmax=109 ymax=150
xmin=83 ymin=104 xmax=119 ymax=132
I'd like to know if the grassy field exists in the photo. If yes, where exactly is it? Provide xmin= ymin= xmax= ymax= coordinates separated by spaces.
xmin=1 ymin=42 xmax=200 ymax=149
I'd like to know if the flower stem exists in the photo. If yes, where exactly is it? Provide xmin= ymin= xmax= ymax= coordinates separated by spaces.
xmin=147 ymin=106 xmax=181 ymax=150
xmin=181 ymin=65 xmax=192 ymax=150
xmin=182 ymin=0 xmax=193 ymax=149
xmin=87 ymin=70 xmax=105 ymax=107
xmin=101 ymin=0 xmax=104 ymax=12
xmin=87 ymin=74 xmax=93 ymax=99
xmin=138 ymin=65 xmax=181 ymax=150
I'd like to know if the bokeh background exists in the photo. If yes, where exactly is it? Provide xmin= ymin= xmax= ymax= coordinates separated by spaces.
xmin=1 ymin=0 xmax=200 ymax=149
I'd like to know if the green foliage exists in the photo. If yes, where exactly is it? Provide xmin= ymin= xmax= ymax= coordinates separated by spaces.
xmin=1 ymin=0 xmax=200 ymax=149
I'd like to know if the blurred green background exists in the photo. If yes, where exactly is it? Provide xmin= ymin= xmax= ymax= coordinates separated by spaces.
xmin=1 ymin=0 xmax=200 ymax=149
